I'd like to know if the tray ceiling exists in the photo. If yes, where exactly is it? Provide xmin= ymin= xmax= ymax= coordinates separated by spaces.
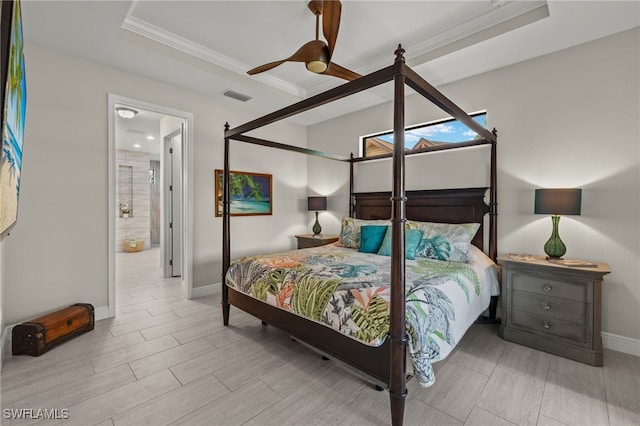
xmin=21 ymin=1 xmax=640 ymax=125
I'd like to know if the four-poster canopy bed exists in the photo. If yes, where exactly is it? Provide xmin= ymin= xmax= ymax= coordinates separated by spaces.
xmin=222 ymin=46 xmax=498 ymax=426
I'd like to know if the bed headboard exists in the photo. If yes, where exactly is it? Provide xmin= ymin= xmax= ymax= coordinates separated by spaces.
xmin=353 ymin=187 xmax=489 ymax=251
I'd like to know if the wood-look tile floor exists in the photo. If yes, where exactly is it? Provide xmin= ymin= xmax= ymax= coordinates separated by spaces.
xmin=2 ymin=247 xmax=639 ymax=425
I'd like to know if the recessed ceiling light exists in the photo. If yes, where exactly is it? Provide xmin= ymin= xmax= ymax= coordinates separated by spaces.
xmin=133 ymin=144 xmax=141 ymax=148
xmin=146 ymin=135 xmax=154 ymax=140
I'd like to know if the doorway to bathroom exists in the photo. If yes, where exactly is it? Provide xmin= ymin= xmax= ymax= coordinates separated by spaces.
xmin=107 ymin=94 xmax=194 ymax=318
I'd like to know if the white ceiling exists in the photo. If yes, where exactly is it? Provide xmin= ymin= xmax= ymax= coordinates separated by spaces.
xmin=114 ymin=105 xmax=164 ymax=157
xmin=22 ymin=1 xmax=640 ymax=130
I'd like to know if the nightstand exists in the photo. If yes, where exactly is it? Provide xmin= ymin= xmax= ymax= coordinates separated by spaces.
xmin=295 ymin=234 xmax=339 ymax=249
xmin=497 ymin=255 xmax=610 ymax=366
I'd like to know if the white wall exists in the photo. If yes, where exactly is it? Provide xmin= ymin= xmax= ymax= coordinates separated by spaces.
xmin=1 ymin=42 xmax=307 ymax=325
xmin=308 ymin=28 xmax=640 ymax=346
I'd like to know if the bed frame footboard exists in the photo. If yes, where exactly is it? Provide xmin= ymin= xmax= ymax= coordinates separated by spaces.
xmin=226 ymin=286 xmax=391 ymax=385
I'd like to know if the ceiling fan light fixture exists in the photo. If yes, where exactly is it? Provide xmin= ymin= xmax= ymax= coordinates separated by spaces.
xmin=306 ymin=60 xmax=328 ymax=73
xmin=247 ymin=1 xmax=360 ymax=81
xmin=116 ymin=107 xmax=138 ymax=119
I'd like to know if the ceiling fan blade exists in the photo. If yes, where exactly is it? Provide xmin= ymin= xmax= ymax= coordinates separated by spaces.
xmin=247 ymin=40 xmax=327 ymax=76
xmin=322 ymin=61 xmax=361 ymax=81
xmin=289 ymin=40 xmax=327 ymax=63
xmin=247 ymin=59 xmax=288 ymax=75
xmin=322 ymin=0 xmax=342 ymax=57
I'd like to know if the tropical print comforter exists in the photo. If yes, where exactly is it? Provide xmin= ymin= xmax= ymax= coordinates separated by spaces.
xmin=225 ymin=243 xmax=497 ymax=387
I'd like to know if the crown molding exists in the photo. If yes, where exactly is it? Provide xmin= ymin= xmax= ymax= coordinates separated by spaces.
xmin=122 ymin=1 xmax=547 ymax=104
xmin=307 ymin=1 xmax=548 ymax=97
xmin=409 ymin=0 xmax=548 ymax=63
xmin=121 ymin=13 xmax=306 ymax=99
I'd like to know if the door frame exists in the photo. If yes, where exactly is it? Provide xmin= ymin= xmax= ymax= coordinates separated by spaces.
xmin=107 ymin=94 xmax=195 ymax=318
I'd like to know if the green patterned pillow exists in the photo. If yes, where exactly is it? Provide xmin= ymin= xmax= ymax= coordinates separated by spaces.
xmin=377 ymin=228 xmax=424 ymax=260
xmin=359 ymin=225 xmax=388 ymax=253
xmin=338 ymin=217 xmax=391 ymax=249
xmin=407 ymin=221 xmax=480 ymax=262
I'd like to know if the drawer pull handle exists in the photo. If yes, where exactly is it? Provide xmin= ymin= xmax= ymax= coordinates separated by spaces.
xmin=543 ymin=283 xmax=552 ymax=292
xmin=541 ymin=320 xmax=551 ymax=329
xmin=541 ymin=301 xmax=551 ymax=310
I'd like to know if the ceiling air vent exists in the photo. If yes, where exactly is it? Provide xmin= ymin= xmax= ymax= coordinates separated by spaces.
xmin=126 ymin=129 xmax=146 ymax=135
xmin=223 ymin=89 xmax=252 ymax=102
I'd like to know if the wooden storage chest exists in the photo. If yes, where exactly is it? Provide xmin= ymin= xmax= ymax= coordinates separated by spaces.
xmin=12 ymin=303 xmax=95 ymax=356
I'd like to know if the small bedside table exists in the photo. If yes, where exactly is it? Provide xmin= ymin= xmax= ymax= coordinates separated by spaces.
xmin=295 ymin=234 xmax=339 ymax=249
xmin=497 ymin=255 xmax=610 ymax=366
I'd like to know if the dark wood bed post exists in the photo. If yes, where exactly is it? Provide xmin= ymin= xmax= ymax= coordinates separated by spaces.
xmin=489 ymin=129 xmax=498 ymax=262
xmin=222 ymin=123 xmax=231 ymax=326
xmin=389 ymin=44 xmax=407 ymax=426
xmin=487 ymin=129 xmax=499 ymax=321
xmin=349 ymin=152 xmax=355 ymax=218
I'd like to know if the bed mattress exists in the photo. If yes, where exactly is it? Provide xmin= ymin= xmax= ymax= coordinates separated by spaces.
xmin=225 ymin=243 xmax=499 ymax=386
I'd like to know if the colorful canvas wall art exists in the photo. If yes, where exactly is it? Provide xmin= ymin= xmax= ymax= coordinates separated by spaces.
xmin=215 ymin=170 xmax=272 ymax=216
xmin=0 ymin=0 xmax=26 ymax=239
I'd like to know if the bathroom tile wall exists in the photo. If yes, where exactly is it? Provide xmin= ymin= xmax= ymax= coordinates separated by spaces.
xmin=116 ymin=149 xmax=151 ymax=251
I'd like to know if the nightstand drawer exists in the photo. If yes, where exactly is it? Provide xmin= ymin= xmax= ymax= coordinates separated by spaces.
xmin=298 ymin=239 xmax=326 ymax=249
xmin=510 ymin=271 xmax=591 ymax=303
xmin=511 ymin=309 xmax=590 ymax=345
xmin=511 ymin=290 xmax=589 ymax=324
xmin=295 ymin=234 xmax=339 ymax=249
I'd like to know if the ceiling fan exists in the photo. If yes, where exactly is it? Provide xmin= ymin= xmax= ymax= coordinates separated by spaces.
xmin=247 ymin=0 xmax=361 ymax=81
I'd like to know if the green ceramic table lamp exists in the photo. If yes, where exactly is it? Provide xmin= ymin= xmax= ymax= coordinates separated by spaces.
xmin=307 ymin=196 xmax=327 ymax=237
xmin=534 ymin=188 xmax=582 ymax=259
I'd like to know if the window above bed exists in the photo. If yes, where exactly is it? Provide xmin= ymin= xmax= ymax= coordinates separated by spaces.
xmin=360 ymin=111 xmax=487 ymax=158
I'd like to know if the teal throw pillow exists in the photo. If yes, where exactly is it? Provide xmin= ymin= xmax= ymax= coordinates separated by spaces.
xmin=338 ymin=217 xmax=391 ymax=248
xmin=359 ymin=225 xmax=388 ymax=253
xmin=377 ymin=227 xmax=424 ymax=260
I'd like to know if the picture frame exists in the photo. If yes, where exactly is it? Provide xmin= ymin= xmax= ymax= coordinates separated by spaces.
xmin=0 ymin=0 xmax=26 ymax=240
xmin=215 ymin=169 xmax=272 ymax=217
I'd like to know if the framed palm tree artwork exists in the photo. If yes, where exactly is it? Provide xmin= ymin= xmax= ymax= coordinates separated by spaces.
xmin=215 ymin=170 xmax=272 ymax=217
xmin=0 ymin=0 xmax=26 ymax=240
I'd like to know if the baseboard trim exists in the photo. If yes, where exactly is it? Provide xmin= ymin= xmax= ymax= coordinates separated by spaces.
xmin=94 ymin=305 xmax=111 ymax=321
xmin=192 ymin=282 xmax=221 ymax=298
xmin=0 ymin=323 xmax=14 ymax=370
xmin=602 ymin=331 xmax=640 ymax=357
